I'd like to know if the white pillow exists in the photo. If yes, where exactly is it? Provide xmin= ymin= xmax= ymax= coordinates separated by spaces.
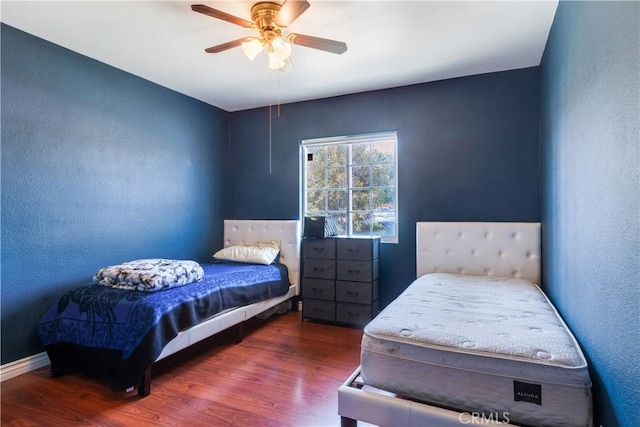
xmin=213 ymin=240 xmax=280 ymax=265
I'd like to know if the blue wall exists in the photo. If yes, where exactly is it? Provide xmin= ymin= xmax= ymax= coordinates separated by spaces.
xmin=539 ymin=2 xmax=639 ymax=426
xmin=228 ymin=68 xmax=541 ymax=306
xmin=1 ymin=24 xmax=229 ymax=363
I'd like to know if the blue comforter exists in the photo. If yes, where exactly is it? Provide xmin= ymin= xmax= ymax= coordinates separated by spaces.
xmin=37 ymin=261 xmax=289 ymax=390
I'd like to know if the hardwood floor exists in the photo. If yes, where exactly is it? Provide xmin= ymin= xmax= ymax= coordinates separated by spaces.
xmin=1 ymin=311 xmax=365 ymax=427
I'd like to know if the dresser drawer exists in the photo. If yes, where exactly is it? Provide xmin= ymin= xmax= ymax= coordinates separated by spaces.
xmin=337 ymin=238 xmax=379 ymax=261
xmin=303 ymin=238 xmax=336 ymax=259
xmin=303 ymin=299 xmax=335 ymax=322
xmin=304 ymin=258 xmax=335 ymax=280
xmin=337 ymin=302 xmax=375 ymax=326
xmin=336 ymin=280 xmax=376 ymax=304
xmin=336 ymin=259 xmax=378 ymax=282
xmin=302 ymin=278 xmax=335 ymax=301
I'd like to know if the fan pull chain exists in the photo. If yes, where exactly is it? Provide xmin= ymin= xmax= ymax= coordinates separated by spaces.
xmin=269 ymin=71 xmax=272 ymax=175
xmin=267 ymin=70 xmax=282 ymax=175
xmin=277 ymin=71 xmax=281 ymax=117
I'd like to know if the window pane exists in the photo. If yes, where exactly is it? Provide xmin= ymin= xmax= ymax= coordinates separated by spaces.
xmin=372 ymin=164 xmax=394 ymax=187
xmin=327 ymin=145 xmax=347 ymax=166
xmin=327 ymin=167 xmax=346 ymax=188
xmin=372 ymin=211 xmax=395 ymax=237
xmin=352 ymin=143 xmax=371 ymax=165
xmin=372 ymin=187 xmax=394 ymax=211
xmin=351 ymin=189 xmax=371 ymax=211
xmin=307 ymin=167 xmax=325 ymax=189
xmin=332 ymin=212 xmax=348 ymax=235
xmin=352 ymin=212 xmax=371 ymax=235
xmin=307 ymin=190 xmax=326 ymax=212
xmin=327 ymin=190 xmax=347 ymax=211
xmin=372 ymin=141 xmax=394 ymax=164
xmin=351 ymin=166 xmax=371 ymax=188
xmin=306 ymin=146 xmax=326 ymax=166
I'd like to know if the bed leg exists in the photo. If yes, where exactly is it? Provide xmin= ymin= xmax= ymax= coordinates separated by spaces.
xmin=291 ymin=296 xmax=300 ymax=312
xmin=137 ymin=367 xmax=151 ymax=397
xmin=236 ymin=321 xmax=245 ymax=344
xmin=340 ymin=416 xmax=357 ymax=427
xmin=50 ymin=363 xmax=64 ymax=377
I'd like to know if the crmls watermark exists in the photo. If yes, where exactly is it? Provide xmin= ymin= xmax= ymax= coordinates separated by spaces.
xmin=458 ymin=412 xmax=510 ymax=424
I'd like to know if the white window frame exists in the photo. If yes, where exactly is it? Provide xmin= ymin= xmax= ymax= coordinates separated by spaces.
xmin=300 ymin=131 xmax=399 ymax=243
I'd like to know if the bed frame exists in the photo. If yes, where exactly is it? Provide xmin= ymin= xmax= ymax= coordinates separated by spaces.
xmin=137 ymin=219 xmax=301 ymax=396
xmin=338 ymin=221 xmax=541 ymax=426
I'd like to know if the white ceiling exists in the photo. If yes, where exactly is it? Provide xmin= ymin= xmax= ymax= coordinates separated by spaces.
xmin=1 ymin=0 xmax=558 ymax=112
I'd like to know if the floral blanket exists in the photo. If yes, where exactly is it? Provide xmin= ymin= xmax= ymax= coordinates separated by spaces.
xmin=93 ymin=259 xmax=204 ymax=292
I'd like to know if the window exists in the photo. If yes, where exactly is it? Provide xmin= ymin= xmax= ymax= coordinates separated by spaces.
xmin=301 ymin=131 xmax=398 ymax=243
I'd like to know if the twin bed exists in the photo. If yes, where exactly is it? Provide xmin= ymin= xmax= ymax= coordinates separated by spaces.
xmin=338 ymin=222 xmax=593 ymax=427
xmin=37 ymin=219 xmax=300 ymax=396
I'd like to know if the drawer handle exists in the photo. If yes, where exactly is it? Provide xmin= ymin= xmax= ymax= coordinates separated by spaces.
xmin=347 ymin=312 xmax=360 ymax=318
xmin=311 ymin=287 xmax=324 ymax=293
xmin=347 ymin=248 xmax=360 ymax=253
xmin=312 ymin=247 xmax=325 ymax=253
xmin=347 ymin=269 xmax=361 ymax=274
xmin=347 ymin=291 xmax=359 ymax=296
xmin=313 ymin=267 xmax=325 ymax=272
xmin=313 ymin=307 xmax=325 ymax=313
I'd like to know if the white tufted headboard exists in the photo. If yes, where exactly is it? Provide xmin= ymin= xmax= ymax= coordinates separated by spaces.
xmin=223 ymin=220 xmax=301 ymax=287
xmin=416 ymin=222 xmax=541 ymax=285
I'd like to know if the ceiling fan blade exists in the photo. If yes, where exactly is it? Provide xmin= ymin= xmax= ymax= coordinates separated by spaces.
xmin=288 ymin=33 xmax=347 ymax=55
xmin=274 ymin=0 xmax=310 ymax=27
xmin=191 ymin=4 xmax=254 ymax=28
xmin=205 ymin=38 xmax=252 ymax=54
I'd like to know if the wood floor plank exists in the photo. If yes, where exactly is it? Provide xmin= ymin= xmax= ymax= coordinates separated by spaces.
xmin=1 ymin=312 xmax=364 ymax=427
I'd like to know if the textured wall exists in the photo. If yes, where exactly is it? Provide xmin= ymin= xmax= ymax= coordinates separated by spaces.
xmin=228 ymin=67 xmax=541 ymax=306
xmin=1 ymin=24 xmax=229 ymax=363
xmin=539 ymin=2 xmax=640 ymax=426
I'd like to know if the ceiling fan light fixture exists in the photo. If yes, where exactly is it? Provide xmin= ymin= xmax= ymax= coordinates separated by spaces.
xmin=267 ymin=50 xmax=286 ymax=70
xmin=241 ymin=38 xmax=264 ymax=61
xmin=271 ymin=36 xmax=292 ymax=61
xmin=279 ymin=57 xmax=294 ymax=72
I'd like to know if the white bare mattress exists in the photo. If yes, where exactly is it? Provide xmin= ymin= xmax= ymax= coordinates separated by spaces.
xmin=361 ymin=273 xmax=592 ymax=427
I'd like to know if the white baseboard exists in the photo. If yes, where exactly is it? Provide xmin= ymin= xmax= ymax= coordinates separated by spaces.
xmin=1 ymin=352 xmax=50 ymax=382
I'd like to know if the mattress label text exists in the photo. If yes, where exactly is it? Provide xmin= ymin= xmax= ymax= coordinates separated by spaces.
xmin=513 ymin=380 xmax=542 ymax=405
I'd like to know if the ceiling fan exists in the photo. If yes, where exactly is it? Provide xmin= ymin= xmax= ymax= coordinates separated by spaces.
xmin=191 ymin=1 xmax=347 ymax=70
